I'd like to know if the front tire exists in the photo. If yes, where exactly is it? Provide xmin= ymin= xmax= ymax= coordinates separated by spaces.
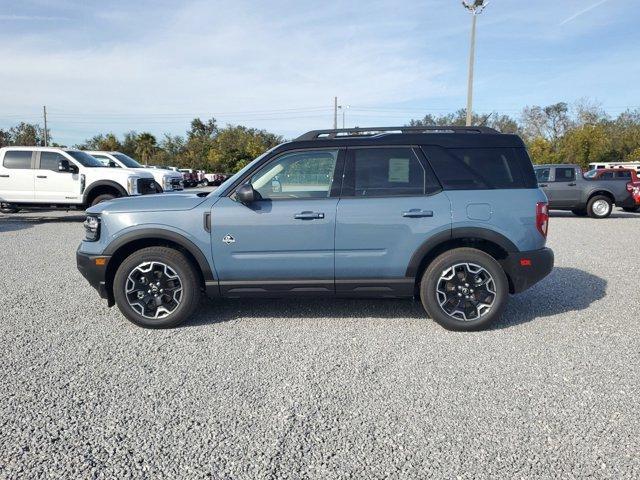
xmin=587 ymin=195 xmax=612 ymax=219
xmin=420 ymin=248 xmax=508 ymax=331
xmin=0 ymin=204 xmax=19 ymax=214
xmin=113 ymin=247 xmax=201 ymax=328
xmin=90 ymin=193 xmax=117 ymax=207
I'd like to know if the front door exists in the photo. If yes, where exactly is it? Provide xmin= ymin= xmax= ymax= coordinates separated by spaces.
xmin=34 ymin=151 xmax=83 ymax=203
xmin=210 ymin=148 xmax=343 ymax=297
xmin=335 ymin=146 xmax=452 ymax=296
xmin=546 ymin=166 xmax=581 ymax=208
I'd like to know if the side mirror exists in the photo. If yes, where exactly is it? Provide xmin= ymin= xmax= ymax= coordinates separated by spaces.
xmin=58 ymin=159 xmax=71 ymax=172
xmin=235 ymin=184 xmax=255 ymax=204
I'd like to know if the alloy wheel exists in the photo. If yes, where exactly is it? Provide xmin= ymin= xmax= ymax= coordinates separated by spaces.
xmin=436 ymin=262 xmax=496 ymax=321
xmin=125 ymin=261 xmax=183 ymax=319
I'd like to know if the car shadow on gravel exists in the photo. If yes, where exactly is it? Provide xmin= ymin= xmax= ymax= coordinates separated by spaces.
xmin=0 ymin=214 xmax=86 ymax=232
xmin=550 ymin=210 xmax=638 ymax=219
xmin=187 ymin=267 xmax=606 ymax=330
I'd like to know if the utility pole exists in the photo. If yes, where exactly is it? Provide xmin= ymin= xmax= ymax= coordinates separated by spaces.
xmin=462 ymin=1 xmax=488 ymax=126
xmin=43 ymin=105 xmax=49 ymax=146
xmin=338 ymin=105 xmax=350 ymax=128
xmin=333 ymin=97 xmax=338 ymax=129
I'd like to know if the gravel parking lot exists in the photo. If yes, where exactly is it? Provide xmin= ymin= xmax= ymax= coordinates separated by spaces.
xmin=1 ymin=207 xmax=639 ymax=479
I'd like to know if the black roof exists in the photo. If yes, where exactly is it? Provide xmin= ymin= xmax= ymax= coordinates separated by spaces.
xmin=286 ymin=126 xmax=524 ymax=149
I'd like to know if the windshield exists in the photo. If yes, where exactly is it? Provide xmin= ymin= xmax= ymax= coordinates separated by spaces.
xmin=65 ymin=150 xmax=104 ymax=167
xmin=209 ymin=145 xmax=281 ymax=196
xmin=113 ymin=153 xmax=143 ymax=168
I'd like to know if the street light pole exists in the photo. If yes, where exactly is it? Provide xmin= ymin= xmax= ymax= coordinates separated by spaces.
xmin=338 ymin=105 xmax=350 ymax=128
xmin=462 ymin=1 xmax=488 ymax=126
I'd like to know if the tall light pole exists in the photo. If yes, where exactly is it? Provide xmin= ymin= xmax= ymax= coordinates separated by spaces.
xmin=462 ymin=0 xmax=488 ymax=126
xmin=338 ymin=105 xmax=350 ymax=128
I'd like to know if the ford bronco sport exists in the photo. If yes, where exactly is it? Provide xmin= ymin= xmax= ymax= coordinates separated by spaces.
xmin=77 ymin=126 xmax=554 ymax=331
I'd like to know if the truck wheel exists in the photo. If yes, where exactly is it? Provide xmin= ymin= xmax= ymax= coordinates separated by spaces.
xmin=0 ymin=204 xmax=19 ymax=214
xmin=90 ymin=194 xmax=116 ymax=207
xmin=571 ymin=208 xmax=588 ymax=217
xmin=420 ymin=248 xmax=508 ymax=331
xmin=587 ymin=195 xmax=612 ymax=219
xmin=622 ymin=206 xmax=639 ymax=213
xmin=113 ymin=246 xmax=201 ymax=328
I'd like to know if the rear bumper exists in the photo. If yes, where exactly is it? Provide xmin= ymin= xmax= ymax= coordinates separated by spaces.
xmin=76 ymin=249 xmax=113 ymax=305
xmin=618 ymin=195 xmax=640 ymax=207
xmin=500 ymin=247 xmax=554 ymax=294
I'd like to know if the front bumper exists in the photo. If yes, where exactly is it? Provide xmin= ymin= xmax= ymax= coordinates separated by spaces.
xmin=76 ymin=250 xmax=113 ymax=305
xmin=500 ymin=247 xmax=554 ymax=294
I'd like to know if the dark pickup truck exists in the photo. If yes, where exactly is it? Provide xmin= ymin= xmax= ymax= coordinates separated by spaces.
xmin=534 ymin=164 xmax=639 ymax=218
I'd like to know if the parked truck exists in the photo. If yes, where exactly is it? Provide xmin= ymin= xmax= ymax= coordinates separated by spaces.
xmin=534 ymin=164 xmax=639 ymax=218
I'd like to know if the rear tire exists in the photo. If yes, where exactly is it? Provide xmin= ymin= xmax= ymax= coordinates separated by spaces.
xmin=587 ymin=195 xmax=612 ymax=219
xmin=420 ymin=248 xmax=508 ymax=331
xmin=90 ymin=193 xmax=117 ymax=207
xmin=622 ymin=206 xmax=639 ymax=213
xmin=113 ymin=246 xmax=201 ymax=328
xmin=0 ymin=204 xmax=19 ymax=214
xmin=571 ymin=208 xmax=588 ymax=217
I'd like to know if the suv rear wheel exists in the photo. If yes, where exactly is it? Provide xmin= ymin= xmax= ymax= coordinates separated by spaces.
xmin=113 ymin=246 xmax=201 ymax=328
xmin=587 ymin=195 xmax=612 ymax=218
xmin=420 ymin=248 xmax=508 ymax=331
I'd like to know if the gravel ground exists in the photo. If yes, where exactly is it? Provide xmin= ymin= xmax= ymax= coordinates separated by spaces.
xmin=0 ymin=207 xmax=639 ymax=479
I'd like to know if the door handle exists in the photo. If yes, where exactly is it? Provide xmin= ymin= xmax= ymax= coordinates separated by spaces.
xmin=402 ymin=209 xmax=433 ymax=218
xmin=0 ymin=175 xmax=9 ymax=178
xmin=538 ymin=183 xmax=548 ymax=187
xmin=294 ymin=211 xmax=325 ymax=220
xmin=568 ymin=182 xmax=576 ymax=186
xmin=37 ymin=175 xmax=47 ymax=179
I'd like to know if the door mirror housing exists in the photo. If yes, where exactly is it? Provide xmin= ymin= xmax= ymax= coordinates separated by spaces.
xmin=235 ymin=184 xmax=256 ymax=204
xmin=58 ymin=159 xmax=71 ymax=172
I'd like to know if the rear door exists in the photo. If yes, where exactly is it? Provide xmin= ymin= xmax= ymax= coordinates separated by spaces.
xmin=210 ymin=148 xmax=343 ymax=296
xmin=0 ymin=150 xmax=35 ymax=202
xmin=34 ymin=151 xmax=83 ymax=203
xmin=334 ymin=146 xmax=451 ymax=296
xmin=546 ymin=166 xmax=581 ymax=207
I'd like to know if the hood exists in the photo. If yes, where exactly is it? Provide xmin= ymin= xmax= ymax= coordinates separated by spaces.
xmin=131 ymin=168 xmax=182 ymax=180
xmin=87 ymin=192 xmax=209 ymax=214
xmin=85 ymin=167 xmax=154 ymax=180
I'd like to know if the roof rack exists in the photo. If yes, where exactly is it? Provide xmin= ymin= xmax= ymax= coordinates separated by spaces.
xmin=295 ymin=125 xmax=499 ymax=141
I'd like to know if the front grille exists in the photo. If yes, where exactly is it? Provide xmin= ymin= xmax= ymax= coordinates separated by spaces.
xmin=171 ymin=178 xmax=183 ymax=190
xmin=137 ymin=178 xmax=158 ymax=195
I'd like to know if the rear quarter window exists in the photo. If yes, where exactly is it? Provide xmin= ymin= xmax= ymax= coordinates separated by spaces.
xmin=421 ymin=146 xmax=536 ymax=190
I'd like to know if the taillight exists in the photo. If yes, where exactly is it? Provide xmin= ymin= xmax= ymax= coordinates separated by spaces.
xmin=536 ymin=202 xmax=549 ymax=238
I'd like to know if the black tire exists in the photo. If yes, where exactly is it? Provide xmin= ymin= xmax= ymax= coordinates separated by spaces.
xmin=113 ymin=246 xmax=201 ymax=328
xmin=587 ymin=195 xmax=612 ymax=219
xmin=571 ymin=208 xmax=588 ymax=217
xmin=90 ymin=193 xmax=117 ymax=207
xmin=420 ymin=248 xmax=509 ymax=331
xmin=622 ymin=206 xmax=639 ymax=213
xmin=0 ymin=204 xmax=19 ymax=214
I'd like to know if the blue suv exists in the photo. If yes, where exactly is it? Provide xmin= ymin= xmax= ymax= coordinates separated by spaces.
xmin=77 ymin=126 xmax=554 ymax=330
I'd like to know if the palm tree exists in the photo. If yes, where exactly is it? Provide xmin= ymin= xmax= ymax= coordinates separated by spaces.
xmin=135 ymin=132 xmax=157 ymax=164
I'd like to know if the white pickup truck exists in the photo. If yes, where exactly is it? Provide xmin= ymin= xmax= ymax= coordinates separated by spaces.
xmin=0 ymin=146 xmax=158 ymax=214
xmin=86 ymin=151 xmax=184 ymax=192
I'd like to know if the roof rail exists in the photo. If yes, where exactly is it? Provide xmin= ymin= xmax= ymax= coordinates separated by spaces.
xmin=295 ymin=125 xmax=499 ymax=141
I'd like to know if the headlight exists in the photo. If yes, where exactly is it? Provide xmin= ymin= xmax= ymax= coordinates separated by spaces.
xmin=127 ymin=176 xmax=140 ymax=195
xmin=84 ymin=215 xmax=101 ymax=241
xmin=162 ymin=175 xmax=173 ymax=191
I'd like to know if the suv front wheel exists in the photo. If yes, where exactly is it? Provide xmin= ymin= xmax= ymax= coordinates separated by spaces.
xmin=113 ymin=246 xmax=201 ymax=328
xmin=420 ymin=248 xmax=508 ymax=331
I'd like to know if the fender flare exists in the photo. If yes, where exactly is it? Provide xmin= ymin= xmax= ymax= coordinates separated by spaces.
xmin=405 ymin=227 xmax=519 ymax=278
xmin=83 ymin=180 xmax=127 ymax=203
xmin=103 ymin=228 xmax=215 ymax=282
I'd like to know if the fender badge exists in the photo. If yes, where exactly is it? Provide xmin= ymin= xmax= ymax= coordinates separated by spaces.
xmin=222 ymin=235 xmax=235 ymax=245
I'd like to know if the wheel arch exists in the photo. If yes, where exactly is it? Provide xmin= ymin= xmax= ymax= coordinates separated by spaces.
xmin=83 ymin=180 xmax=127 ymax=206
xmin=406 ymin=227 xmax=518 ymax=295
xmin=103 ymin=229 xmax=216 ymax=306
xmin=586 ymin=189 xmax=615 ymax=203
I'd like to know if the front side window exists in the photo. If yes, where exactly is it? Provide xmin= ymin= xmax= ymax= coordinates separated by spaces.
xmin=343 ymin=147 xmax=434 ymax=197
xmin=554 ymin=167 xmax=576 ymax=182
xmin=249 ymin=149 xmax=338 ymax=200
xmin=3 ymin=151 xmax=32 ymax=169
xmin=40 ymin=151 xmax=67 ymax=171
xmin=535 ymin=168 xmax=550 ymax=182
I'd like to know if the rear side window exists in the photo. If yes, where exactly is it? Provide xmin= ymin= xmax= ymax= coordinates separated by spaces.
xmin=422 ymin=146 xmax=536 ymax=190
xmin=342 ymin=147 xmax=440 ymax=197
xmin=614 ymin=171 xmax=631 ymax=179
xmin=40 ymin=152 xmax=66 ymax=171
xmin=3 ymin=151 xmax=33 ymax=169
xmin=554 ymin=167 xmax=575 ymax=182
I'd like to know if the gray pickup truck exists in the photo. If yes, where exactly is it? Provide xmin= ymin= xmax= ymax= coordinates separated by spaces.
xmin=534 ymin=164 xmax=637 ymax=218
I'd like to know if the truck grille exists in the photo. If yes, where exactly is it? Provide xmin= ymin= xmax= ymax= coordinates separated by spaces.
xmin=170 ymin=178 xmax=183 ymax=190
xmin=137 ymin=178 xmax=159 ymax=195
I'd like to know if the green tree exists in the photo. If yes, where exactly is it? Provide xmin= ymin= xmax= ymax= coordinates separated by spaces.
xmin=134 ymin=132 xmax=157 ymax=164
xmin=9 ymin=122 xmax=48 ymax=146
xmin=208 ymin=125 xmax=282 ymax=173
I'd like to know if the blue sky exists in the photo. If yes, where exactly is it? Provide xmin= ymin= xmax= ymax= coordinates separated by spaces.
xmin=0 ymin=0 xmax=638 ymax=146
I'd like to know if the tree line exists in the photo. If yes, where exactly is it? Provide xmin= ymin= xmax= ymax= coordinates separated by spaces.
xmin=2 ymin=100 xmax=639 ymax=173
